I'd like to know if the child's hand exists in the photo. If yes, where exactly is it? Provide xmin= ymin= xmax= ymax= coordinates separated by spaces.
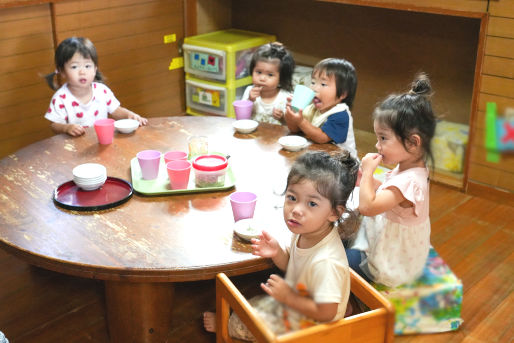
xmin=128 ymin=112 xmax=148 ymax=126
xmin=260 ymin=274 xmax=293 ymax=304
xmin=272 ymin=107 xmax=284 ymax=121
xmin=251 ymin=230 xmax=279 ymax=258
xmin=66 ymin=124 xmax=85 ymax=137
xmin=361 ymin=153 xmax=382 ymax=174
xmin=285 ymin=97 xmax=303 ymax=126
xmin=249 ymin=86 xmax=262 ymax=101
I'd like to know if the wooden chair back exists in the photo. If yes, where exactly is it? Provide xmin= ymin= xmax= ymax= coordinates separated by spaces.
xmin=215 ymin=269 xmax=395 ymax=343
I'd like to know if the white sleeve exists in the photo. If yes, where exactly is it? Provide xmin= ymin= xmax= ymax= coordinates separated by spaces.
xmin=242 ymin=85 xmax=253 ymax=100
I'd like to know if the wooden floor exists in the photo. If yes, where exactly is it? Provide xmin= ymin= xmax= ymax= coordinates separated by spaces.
xmin=0 ymin=182 xmax=512 ymax=343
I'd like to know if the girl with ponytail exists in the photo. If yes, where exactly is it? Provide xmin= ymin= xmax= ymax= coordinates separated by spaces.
xmin=347 ymin=73 xmax=437 ymax=287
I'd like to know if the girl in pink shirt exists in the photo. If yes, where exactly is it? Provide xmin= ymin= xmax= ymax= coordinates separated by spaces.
xmin=348 ymin=73 xmax=437 ymax=287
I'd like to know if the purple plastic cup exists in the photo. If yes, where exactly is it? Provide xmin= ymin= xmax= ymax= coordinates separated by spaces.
xmin=233 ymin=100 xmax=253 ymax=120
xmin=229 ymin=191 xmax=257 ymax=222
xmin=136 ymin=150 xmax=161 ymax=180
xmin=166 ymin=160 xmax=191 ymax=190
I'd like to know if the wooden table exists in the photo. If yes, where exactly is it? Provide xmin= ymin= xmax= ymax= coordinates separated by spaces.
xmin=0 ymin=116 xmax=339 ymax=342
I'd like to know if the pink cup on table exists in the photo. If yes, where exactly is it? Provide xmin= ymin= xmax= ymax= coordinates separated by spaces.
xmin=167 ymin=160 xmax=191 ymax=190
xmin=229 ymin=191 xmax=257 ymax=222
xmin=163 ymin=151 xmax=188 ymax=165
xmin=136 ymin=150 xmax=161 ymax=180
xmin=94 ymin=119 xmax=115 ymax=144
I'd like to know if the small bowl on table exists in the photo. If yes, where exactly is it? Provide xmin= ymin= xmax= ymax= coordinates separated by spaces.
xmin=114 ymin=119 xmax=139 ymax=134
xmin=233 ymin=218 xmax=263 ymax=242
xmin=278 ymin=135 xmax=308 ymax=152
xmin=233 ymin=119 xmax=258 ymax=134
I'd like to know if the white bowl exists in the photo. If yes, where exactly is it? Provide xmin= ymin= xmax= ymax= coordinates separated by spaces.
xmin=114 ymin=119 xmax=139 ymax=134
xmin=233 ymin=119 xmax=258 ymax=134
xmin=278 ymin=135 xmax=308 ymax=152
xmin=73 ymin=163 xmax=106 ymax=179
xmin=233 ymin=218 xmax=263 ymax=242
xmin=74 ymin=176 xmax=107 ymax=191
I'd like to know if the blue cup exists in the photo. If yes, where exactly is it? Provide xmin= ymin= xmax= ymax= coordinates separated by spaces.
xmin=291 ymin=85 xmax=315 ymax=111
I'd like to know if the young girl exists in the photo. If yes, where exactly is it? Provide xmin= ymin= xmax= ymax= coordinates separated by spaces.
xmin=204 ymin=151 xmax=359 ymax=340
xmin=44 ymin=37 xmax=147 ymax=136
xmin=242 ymin=42 xmax=295 ymax=125
xmin=285 ymin=58 xmax=357 ymax=157
xmin=347 ymin=73 xmax=436 ymax=287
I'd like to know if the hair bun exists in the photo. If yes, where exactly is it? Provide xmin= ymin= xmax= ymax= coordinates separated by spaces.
xmin=330 ymin=150 xmax=359 ymax=177
xmin=410 ymin=73 xmax=432 ymax=96
xmin=270 ymin=42 xmax=286 ymax=58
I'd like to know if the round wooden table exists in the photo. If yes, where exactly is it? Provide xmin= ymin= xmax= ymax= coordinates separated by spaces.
xmin=0 ymin=116 xmax=339 ymax=342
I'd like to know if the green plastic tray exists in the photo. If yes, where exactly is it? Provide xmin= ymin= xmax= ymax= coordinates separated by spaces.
xmin=130 ymin=157 xmax=235 ymax=195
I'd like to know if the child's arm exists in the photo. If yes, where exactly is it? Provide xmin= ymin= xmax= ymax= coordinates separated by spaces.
xmin=50 ymin=122 xmax=85 ymax=137
xmin=110 ymin=106 xmax=148 ymax=126
xmin=261 ymin=274 xmax=338 ymax=322
xmin=295 ymin=118 xmax=332 ymax=143
xmin=284 ymin=103 xmax=331 ymax=143
xmin=251 ymin=230 xmax=289 ymax=271
xmin=359 ymin=153 xmax=405 ymax=216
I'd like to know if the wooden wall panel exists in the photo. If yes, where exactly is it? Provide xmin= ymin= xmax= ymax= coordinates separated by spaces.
xmin=0 ymin=4 xmax=55 ymax=158
xmin=467 ymin=1 xmax=514 ymax=194
xmin=317 ymin=0 xmax=488 ymax=14
xmin=53 ymin=0 xmax=185 ymax=120
xmin=196 ymin=0 xmax=231 ymax=34
xmin=485 ymin=36 xmax=514 ymax=59
xmin=482 ymin=56 xmax=514 ymax=79
xmin=478 ymin=93 xmax=514 ymax=117
xmin=54 ymin=0 xmax=157 ymax=13
xmin=489 ymin=0 xmax=514 ymax=17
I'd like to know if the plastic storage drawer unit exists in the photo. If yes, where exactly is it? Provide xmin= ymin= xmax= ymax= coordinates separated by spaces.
xmin=183 ymin=29 xmax=276 ymax=83
xmin=185 ymin=75 xmax=250 ymax=117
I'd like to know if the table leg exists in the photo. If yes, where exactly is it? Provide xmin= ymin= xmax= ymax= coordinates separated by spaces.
xmin=105 ymin=280 xmax=174 ymax=343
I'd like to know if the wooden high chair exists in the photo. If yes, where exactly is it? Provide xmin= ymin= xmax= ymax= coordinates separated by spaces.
xmin=215 ymin=269 xmax=395 ymax=343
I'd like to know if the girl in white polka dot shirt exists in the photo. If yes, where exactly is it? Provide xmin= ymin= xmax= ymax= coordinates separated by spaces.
xmin=347 ymin=73 xmax=436 ymax=287
xmin=44 ymin=37 xmax=147 ymax=136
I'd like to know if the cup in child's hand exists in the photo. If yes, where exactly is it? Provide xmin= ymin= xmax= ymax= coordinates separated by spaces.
xmin=229 ymin=191 xmax=257 ymax=222
xmin=291 ymin=85 xmax=316 ymax=112
xmin=94 ymin=118 xmax=115 ymax=144
xmin=166 ymin=160 xmax=191 ymax=190
xmin=163 ymin=151 xmax=188 ymax=165
xmin=233 ymin=100 xmax=253 ymax=120
xmin=136 ymin=149 xmax=161 ymax=180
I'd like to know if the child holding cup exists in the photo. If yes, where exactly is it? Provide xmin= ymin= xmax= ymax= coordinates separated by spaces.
xmin=44 ymin=37 xmax=147 ymax=136
xmin=204 ymin=150 xmax=360 ymax=339
xmin=285 ymin=58 xmax=358 ymax=157
xmin=241 ymin=42 xmax=295 ymax=125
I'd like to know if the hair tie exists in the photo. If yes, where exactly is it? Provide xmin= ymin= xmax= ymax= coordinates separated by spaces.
xmin=54 ymin=69 xmax=59 ymax=74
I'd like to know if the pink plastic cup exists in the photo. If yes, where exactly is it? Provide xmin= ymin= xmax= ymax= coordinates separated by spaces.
xmin=229 ymin=191 xmax=257 ymax=222
xmin=136 ymin=150 xmax=161 ymax=180
xmin=233 ymin=100 xmax=253 ymax=120
xmin=94 ymin=118 xmax=115 ymax=144
xmin=164 ymin=151 xmax=188 ymax=165
xmin=167 ymin=160 xmax=191 ymax=190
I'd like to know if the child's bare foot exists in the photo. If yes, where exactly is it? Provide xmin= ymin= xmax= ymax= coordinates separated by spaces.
xmin=203 ymin=311 xmax=216 ymax=333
